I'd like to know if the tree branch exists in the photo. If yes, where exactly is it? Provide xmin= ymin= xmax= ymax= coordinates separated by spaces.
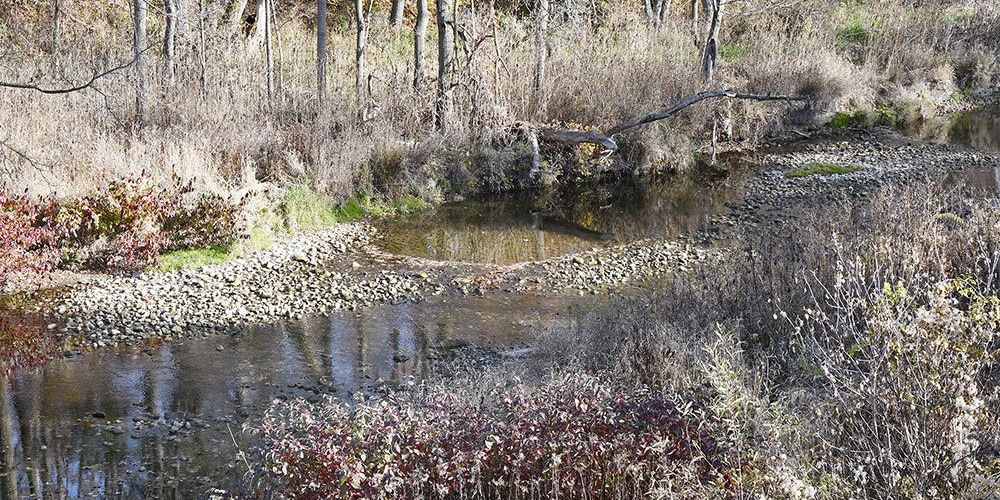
xmin=606 ymin=89 xmax=808 ymax=136
xmin=0 ymin=47 xmax=151 ymax=95
xmin=536 ymin=88 xmax=809 ymax=152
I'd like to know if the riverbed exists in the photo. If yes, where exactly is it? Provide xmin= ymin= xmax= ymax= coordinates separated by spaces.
xmin=1 ymin=111 xmax=998 ymax=498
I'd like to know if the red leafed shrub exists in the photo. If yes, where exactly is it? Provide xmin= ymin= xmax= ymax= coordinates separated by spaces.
xmin=1 ymin=177 xmax=243 ymax=280
xmin=258 ymin=373 xmax=726 ymax=499
xmin=0 ymin=194 xmax=61 ymax=283
xmin=57 ymin=177 xmax=167 ymax=249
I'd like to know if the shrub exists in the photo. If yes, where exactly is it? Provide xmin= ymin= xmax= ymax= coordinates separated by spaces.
xmin=792 ymin=278 xmax=1000 ymax=497
xmin=258 ymin=373 xmax=727 ymax=499
xmin=0 ymin=194 xmax=61 ymax=284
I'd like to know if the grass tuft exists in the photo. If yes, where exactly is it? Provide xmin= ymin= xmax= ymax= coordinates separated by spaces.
xmin=156 ymin=245 xmax=233 ymax=272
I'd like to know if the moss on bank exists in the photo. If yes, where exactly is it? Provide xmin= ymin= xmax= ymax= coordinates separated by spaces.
xmin=156 ymin=187 xmax=428 ymax=272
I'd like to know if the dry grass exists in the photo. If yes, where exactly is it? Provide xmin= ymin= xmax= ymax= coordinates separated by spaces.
xmin=1 ymin=0 xmax=996 ymax=204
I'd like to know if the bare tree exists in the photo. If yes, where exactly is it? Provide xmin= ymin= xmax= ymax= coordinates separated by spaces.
xmin=164 ymin=0 xmax=179 ymax=86
xmin=265 ymin=0 xmax=274 ymax=102
xmin=356 ymin=0 xmax=374 ymax=106
xmin=51 ymin=0 xmax=61 ymax=69
xmin=225 ymin=0 xmax=251 ymax=36
xmin=390 ymin=0 xmax=406 ymax=28
xmin=648 ymin=0 xmax=670 ymax=25
xmin=317 ymin=0 xmax=328 ymax=102
xmin=133 ymin=0 xmax=149 ymax=123
xmin=413 ymin=0 xmax=427 ymax=89
xmin=702 ymin=0 xmax=723 ymax=81
xmin=534 ymin=0 xmax=549 ymax=114
xmin=691 ymin=0 xmax=700 ymax=44
xmin=435 ymin=0 xmax=454 ymax=130
xmin=198 ymin=0 xmax=208 ymax=97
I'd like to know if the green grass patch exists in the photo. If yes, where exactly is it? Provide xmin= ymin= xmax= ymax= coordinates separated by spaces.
xmin=720 ymin=43 xmax=750 ymax=60
xmin=157 ymin=245 xmax=233 ymax=272
xmin=278 ymin=184 xmax=428 ymax=232
xmin=836 ymin=18 xmax=869 ymax=46
xmin=829 ymin=104 xmax=900 ymax=129
xmin=279 ymin=184 xmax=342 ymax=231
xmin=785 ymin=162 xmax=862 ymax=178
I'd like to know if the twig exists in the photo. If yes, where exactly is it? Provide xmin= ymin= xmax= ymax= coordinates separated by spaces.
xmin=227 ymin=423 xmax=253 ymax=475
xmin=0 ymin=47 xmax=152 ymax=95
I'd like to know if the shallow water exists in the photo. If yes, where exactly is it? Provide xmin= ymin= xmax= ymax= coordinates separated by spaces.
xmin=3 ymin=109 xmax=998 ymax=498
xmin=0 ymin=294 xmax=587 ymax=498
xmin=376 ymin=170 xmax=756 ymax=265
xmin=906 ymin=110 xmax=1000 ymax=153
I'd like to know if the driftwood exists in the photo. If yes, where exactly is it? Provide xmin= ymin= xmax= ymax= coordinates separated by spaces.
xmin=536 ymin=88 xmax=809 ymax=152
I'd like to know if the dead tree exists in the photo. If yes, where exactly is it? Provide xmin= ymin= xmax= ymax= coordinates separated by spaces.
xmin=133 ymin=0 xmax=148 ymax=123
xmin=198 ymin=0 xmax=208 ymax=97
xmin=414 ymin=0 xmax=428 ymax=89
xmin=533 ymin=0 xmax=549 ymax=114
xmin=225 ymin=0 xmax=251 ymax=36
xmin=51 ymin=0 xmax=61 ymax=69
xmin=390 ymin=0 xmax=406 ymax=28
xmin=265 ymin=0 xmax=274 ymax=102
xmin=535 ymin=89 xmax=808 ymax=152
xmin=317 ymin=0 xmax=328 ymax=102
xmin=701 ymin=0 xmax=724 ymax=162
xmin=356 ymin=0 xmax=374 ymax=106
xmin=436 ymin=0 xmax=454 ymax=131
xmin=702 ymin=0 xmax=723 ymax=81
xmin=164 ymin=0 xmax=178 ymax=86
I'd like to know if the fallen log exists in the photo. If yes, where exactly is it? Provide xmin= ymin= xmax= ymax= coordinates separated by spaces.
xmin=535 ymin=88 xmax=809 ymax=152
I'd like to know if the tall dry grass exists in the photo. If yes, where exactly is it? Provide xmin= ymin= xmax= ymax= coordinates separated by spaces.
xmin=0 ymin=0 xmax=997 ymax=203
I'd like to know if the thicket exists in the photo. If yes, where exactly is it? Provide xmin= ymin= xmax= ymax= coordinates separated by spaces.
xmin=1 ymin=0 xmax=997 ymax=202
xmin=258 ymin=182 xmax=1000 ymax=498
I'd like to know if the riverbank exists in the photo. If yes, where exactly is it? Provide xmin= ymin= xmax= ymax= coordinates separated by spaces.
xmin=26 ymin=126 xmax=998 ymax=356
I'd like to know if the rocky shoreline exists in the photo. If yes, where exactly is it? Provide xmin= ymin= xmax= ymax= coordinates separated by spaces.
xmin=37 ymin=128 xmax=1000 ymax=354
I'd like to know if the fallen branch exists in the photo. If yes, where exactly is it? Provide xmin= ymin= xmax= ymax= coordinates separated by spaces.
xmin=0 ymin=47 xmax=151 ymax=95
xmin=537 ymin=128 xmax=619 ymax=151
xmin=536 ymin=88 xmax=809 ymax=152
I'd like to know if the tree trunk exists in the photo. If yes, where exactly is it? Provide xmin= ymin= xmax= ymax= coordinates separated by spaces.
xmin=247 ymin=0 xmax=268 ymax=49
xmin=265 ymin=0 xmax=274 ymax=103
xmin=355 ymin=0 xmax=369 ymax=105
xmin=317 ymin=0 xmax=327 ymax=102
xmin=657 ymin=0 xmax=670 ymax=23
xmin=198 ymin=0 xmax=208 ymax=97
xmin=533 ymin=0 xmax=549 ymax=114
xmin=414 ymin=0 xmax=427 ymax=89
xmin=51 ymin=0 xmax=60 ymax=69
xmin=163 ymin=0 xmax=178 ymax=86
xmin=435 ymin=0 xmax=454 ymax=131
xmin=133 ymin=0 xmax=148 ymax=124
xmin=225 ymin=0 xmax=251 ymax=36
xmin=691 ymin=0 xmax=699 ymax=44
xmin=390 ymin=0 xmax=405 ymax=28
xmin=702 ymin=0 xmax=722 ymax=82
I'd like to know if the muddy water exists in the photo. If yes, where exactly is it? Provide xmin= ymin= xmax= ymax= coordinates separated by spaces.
xmin=376 ymin=170 xmax=755 ymax=265
xmin=0 ymin=294 xmax=589 ymax=498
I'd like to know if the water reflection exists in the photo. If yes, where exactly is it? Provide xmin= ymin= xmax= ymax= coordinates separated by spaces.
xmin=906 ymin=110 xmax=1000 ymax=153
xmin=0 ymin=294 xmax=582 ymax=498
xmin=376 ymin=171 xmax=754 ymax=265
